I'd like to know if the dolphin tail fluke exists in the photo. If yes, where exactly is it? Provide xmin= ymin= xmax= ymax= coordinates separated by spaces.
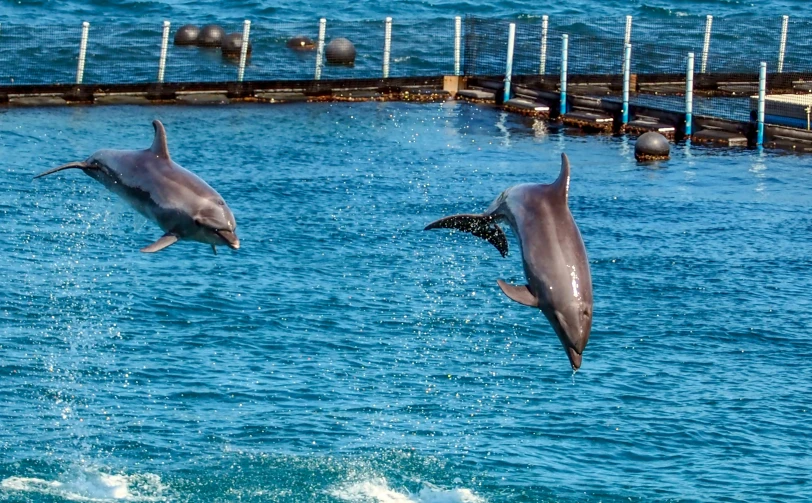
xmin=496 ymin=279 xmax=538 ymax=307
xmin=33 ymin=161 xmax=90 ymax=179
xmin=424 ymin=214 xmax=508 ymax=257
xmin=140 ymin=233 xmax=178 ymax=253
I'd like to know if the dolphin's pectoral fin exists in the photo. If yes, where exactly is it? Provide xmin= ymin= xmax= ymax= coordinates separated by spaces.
xmin=33 ymin=161 xmax=92 ymax=179
xmin=211 ymin=245 xmax=217 ymax=255
xmin=424 ymin=214 xmax=508 ymax=257
xmin=496 ymin=279 xmax=538 ymax=307
xmin=140 ymin=233 xmax=178 ymax=253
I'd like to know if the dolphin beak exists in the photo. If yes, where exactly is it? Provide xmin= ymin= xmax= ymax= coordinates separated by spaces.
xmin=566 ymin=346 xmax=582 ymax=371
xmin=217 ymin=229 xmax=240 ymax=250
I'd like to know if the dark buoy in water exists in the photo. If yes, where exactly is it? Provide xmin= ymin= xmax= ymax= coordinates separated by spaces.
xmin=221 ymin=32 xmax=252 ymax=59
xmin=197 ymin=24 xmax=225 ymax=47
xmin=325 ymin=37 xmax=356 ymax=66
xmin=174 ymin=25 xmax=200 ymax=46
xmin=287 ymin=35 xmax=316 ymax=51
xmin=634 ymin=132 xmax=671 ymax=161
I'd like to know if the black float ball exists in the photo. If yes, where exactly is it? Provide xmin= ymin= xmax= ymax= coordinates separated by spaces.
xmin=221 ymin=32 xmax=252 ymax=59
xmin=286 ymin=35 xmax=316 ymax=51
xmin=197 ymin=24 xmax=226 ymax=47
xmin=174 ymin=25 xmax=200 ymax=46
xmin=325 ymin=37 xmax=356 ymax=66
xmin=634 ymin=132 xmax=671 ymax=161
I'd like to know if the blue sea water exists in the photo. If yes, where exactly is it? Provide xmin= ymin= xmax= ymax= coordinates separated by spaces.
xmin=0 ymin=1 xmax=811 ymax=502
xmin=1 ymin=100 xmax=811 ymax=502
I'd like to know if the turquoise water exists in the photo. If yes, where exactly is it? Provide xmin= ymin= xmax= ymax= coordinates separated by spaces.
xmin=1 ymin=101 xmax=811 ymax=502
xmin=0 ymin=0 xmax=809 ymax=24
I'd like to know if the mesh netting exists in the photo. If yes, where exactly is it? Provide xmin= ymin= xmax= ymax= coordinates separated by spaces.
xmin=0 ymin=19 xmax=457 ymax=85
xmin=1 ymin=15 xmax=811 ymax=129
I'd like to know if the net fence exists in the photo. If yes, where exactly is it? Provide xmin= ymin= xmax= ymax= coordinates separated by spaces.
xmin=463 ymin=15 xmax=812 ymax=123
xmin=1 ymin=15 xmax=811 ymax=128
xmin=0 ymin=19 xmax=457 ymax=85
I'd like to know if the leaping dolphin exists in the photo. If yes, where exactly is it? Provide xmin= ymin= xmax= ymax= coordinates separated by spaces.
xmin=35 ymin=120 xmax=239 ymax=254
xmin=425 ymin=153 xmax=593 ymax=370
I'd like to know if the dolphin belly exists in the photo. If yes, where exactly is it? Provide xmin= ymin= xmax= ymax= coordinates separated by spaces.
xmin=88 ymin=168 xmax=181 ymax=233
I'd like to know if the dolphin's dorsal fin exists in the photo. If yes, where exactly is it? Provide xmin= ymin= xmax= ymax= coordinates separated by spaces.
xmin=150 ymin=120 xmax=170 ymax=159
xmin=551 ymin=152 xmax=570 ymax=201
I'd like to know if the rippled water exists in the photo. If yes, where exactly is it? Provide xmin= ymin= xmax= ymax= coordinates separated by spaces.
xmin=0 ymin=0 xmax=809 ymax=24
xmin=0 ymin=101 xmax=810 ymax=502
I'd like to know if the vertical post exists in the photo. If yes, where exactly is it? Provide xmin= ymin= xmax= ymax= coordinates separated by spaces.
xmin=757 ymin=61 xmax=766 ymax=146
xmin=624 ymin=15 xmax=633 ymax=45
xmin=504 ymin=23 xmax=516 ymax=103
xmin=685 ymin=52 xmax=695 ymax=136
xmin=701 ymin=15 xmax=712 ymax=74
xmin=560 ymin=34 xmax=568 ymax=116
xmin=454 ymin=16 xmax=462 ymax=76
xmin=157 ymin=20 xmax=170 ymax=83
xmin=315 ymin=18 xmax=327 ymax=80
xmin=777 ymin=15 xmax=789 ymax=73
xmin=539 ymin=15 xmax=549 ymax=75
xmin=622 ymin=43 xmax=631 ymax=125
xmin=237 ymin=20 xmax=251 ymax=82
xmin=383 ymin=17 xmax=392 ymax=78
xmin=76 ymin=21 xmax=90 ymax=84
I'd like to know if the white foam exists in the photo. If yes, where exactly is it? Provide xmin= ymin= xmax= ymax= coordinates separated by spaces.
xmin=1 ymin=467 xmax=167 ymax=502
xmin=330 ymin=477 xmax=485 ymax=503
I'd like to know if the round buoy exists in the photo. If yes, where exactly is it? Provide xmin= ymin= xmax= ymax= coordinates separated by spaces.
xmin=197 ymin=24 xmax=226 ymax=47
xmin=174 ymin=25 xmax=200 ymax=46
xmin=287 ymin=35 xmax=316 ymax=51
xmin=221 ymin=32 xmax=252 ymax=59
xmin=634 ymin=132 xmax=671 ymax=161
xmin=325 ymin=37 xmax=356 ymax=66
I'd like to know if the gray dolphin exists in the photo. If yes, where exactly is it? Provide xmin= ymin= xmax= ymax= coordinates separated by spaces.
xmin=35 ymin=120 xmax=239 ymax=254
xmin=425 ymin=153 xmax=593 ymax=370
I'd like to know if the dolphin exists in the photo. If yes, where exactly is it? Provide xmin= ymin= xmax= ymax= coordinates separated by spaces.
xmin=35 ymin=120 xmax=239 ymax=254
xmin=425 ymin=153 xmax=593 ymax=370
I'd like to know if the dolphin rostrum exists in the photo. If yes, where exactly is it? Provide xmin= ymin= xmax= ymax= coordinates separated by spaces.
xmin=425 ymin=153 xmax=593 ymax=370
xmin=35 ymin=120 xmax=239 ymax=254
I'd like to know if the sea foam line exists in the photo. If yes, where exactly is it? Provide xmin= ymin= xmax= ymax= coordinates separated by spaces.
xmin=1 ymin=466 xmax=168 ymax=502
xmin=330 ymin=477 xmax=485 ymax=503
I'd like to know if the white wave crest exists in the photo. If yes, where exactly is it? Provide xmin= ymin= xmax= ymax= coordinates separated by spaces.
xmin=330 ymin=477 xmax=485 ymax=503
xmin=1 ymin=467 xmax=167 ymax=502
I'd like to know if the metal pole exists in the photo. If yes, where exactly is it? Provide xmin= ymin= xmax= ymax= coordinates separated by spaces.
xmin=157 ymin=20 xmax=170 ymax=83
xmin=504 ymin=23 xmax=516 ymax=103
xmin=622 ymin=43 xmax=631 ymax=125
xmin=76 ymin=21 xmax=89 ymax=84
xmin=539 ymin=15 xmax=549 ymax=74
xmin=757 ymin=61 xmax=766 ymax=146
xmin=383 ymin=17 xmax=392 ymax=78
xmin=624 ymin=15 xmax=633 ymax=45
xmin=560 ymin=34 xmax=568 ymax=116
xmin=685 ymin=52 xmax=695 ymax=136
xmin=237 ymin=20 xmax=251 ymax=82
xmin=701 ymin=15 xmax=712 ymax=74
xmin=454 ymin=16 xmax=462 ymax=76
xmin=315 ymin=18 xmax=326 ymax=80
xmin=778 ymin=15 xmax=789 ymax=73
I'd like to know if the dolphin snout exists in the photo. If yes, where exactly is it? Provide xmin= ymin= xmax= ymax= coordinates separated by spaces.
xmin=566 ymin=346 xmax=583 ymax=371
xmin=217 ymin=230 xmax=240 ymax=250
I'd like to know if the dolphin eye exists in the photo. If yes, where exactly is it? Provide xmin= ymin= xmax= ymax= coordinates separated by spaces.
xmin=217 ymin=200 xmax=225 ymax=206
